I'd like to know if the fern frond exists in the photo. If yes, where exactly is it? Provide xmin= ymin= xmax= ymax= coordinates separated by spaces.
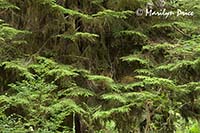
xmin=57 ymin=32 xmax=99 ymax=43
xmin=92 ymin=9 xmax=133 ymax=19
xmin=74 ymin=32 xmax=99 ymax=42
xmin=0 ymin=25 xmax=29 ymax=40
xmin=28 ymin=56 xmax=57 ymax=75
xmin=135 ymin=75 xmax=176 ymax=90
xmin=52 ymin=4 xmax=92 ymax=20
xmin=152 ymin=23 xmax=173 ymax=29
xmin=87 ymin=75 xmax=114 ymax=84
xmin=37 ymin=0 xmax=92 ymax=20
xmin=93 ymin=105 xmax=131 ymax=119
xmin=0 ymin=0 xmax=20 ymax=10
xmin=134 ymin=69 xmax=154 ymax=76
xmin=49 ymin=99 xmax=85 ymax=114
xmin=169 ymin=60 xmax=194 ymax=71
xmin=143 ymin=43 xmax=175 ymax=52
xmin=178 ymin=82 xmax=200 ymax=92
xmin=87 ymin=74 xmax=119 ymax=91
xmin=158 ymin=60 xmax=195 ymax=72
xmin=1 ymin=61 xmax=34 ymax=80
xmin=64 ymin=86 xmax=95 ymax=97
xmin=124 ymin=91 xmax=159 ymax=105
xmin=47 ymin=65 xmax=78 ymax=80
xmin=124 ymin=82 xmax=144 ymax=90
xmin=120 ymin=55 xmax=149 ymax=66
xmin=101 ymin=93 xmax=127 ymax=103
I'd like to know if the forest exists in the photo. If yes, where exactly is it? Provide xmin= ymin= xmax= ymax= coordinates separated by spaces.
xmin=0 ymin=0 xmax=200 ymax=132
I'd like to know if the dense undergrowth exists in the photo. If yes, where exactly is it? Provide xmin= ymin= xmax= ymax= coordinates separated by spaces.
xmin=0 ymin=0 xmax=200 ymax=132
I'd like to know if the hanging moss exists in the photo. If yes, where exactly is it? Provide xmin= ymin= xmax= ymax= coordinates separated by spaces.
xmin=0 ymin=0 xmax=200 ymax=132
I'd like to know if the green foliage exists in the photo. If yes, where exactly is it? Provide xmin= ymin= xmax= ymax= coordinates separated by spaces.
xmin=143 ymin=43 xmax=175 ymax=53
xmin=1 ymin=60 xmax=34 ymax=80
xmin=47 ymin=65 xmax=78 ymax=80
xmin=64 ymin=86 xmax=95 ymax=97
xmin=0 ymin=0 xmax=19 ymax=9
xmin=87 ymin=75 xmax=114 ymax=84
xmin=0 ymin=0 xmax=200 ymax=132
xmin=0 ymin=21 xmax=29 ymax=43
xmin=52 ymin=5 xmax=92 ymax=20
xmin=92 ymin=9 xmax=133 ymax=19
xmin=57 ymin=32 xmax=99 ymax=43
xmin=114 ymin=30 xmax=147 ymax=39
xmin=176 ymin=120 xmax=200 ymax=133
xmin=101 ymin=93 xmax=127 ymax=104
xmin=120 ymin=55 xmax=150 ymax=66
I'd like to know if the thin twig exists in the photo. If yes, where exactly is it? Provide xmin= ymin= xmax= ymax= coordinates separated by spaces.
xmin=172 ymin=25 xmax=192 ymax=39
